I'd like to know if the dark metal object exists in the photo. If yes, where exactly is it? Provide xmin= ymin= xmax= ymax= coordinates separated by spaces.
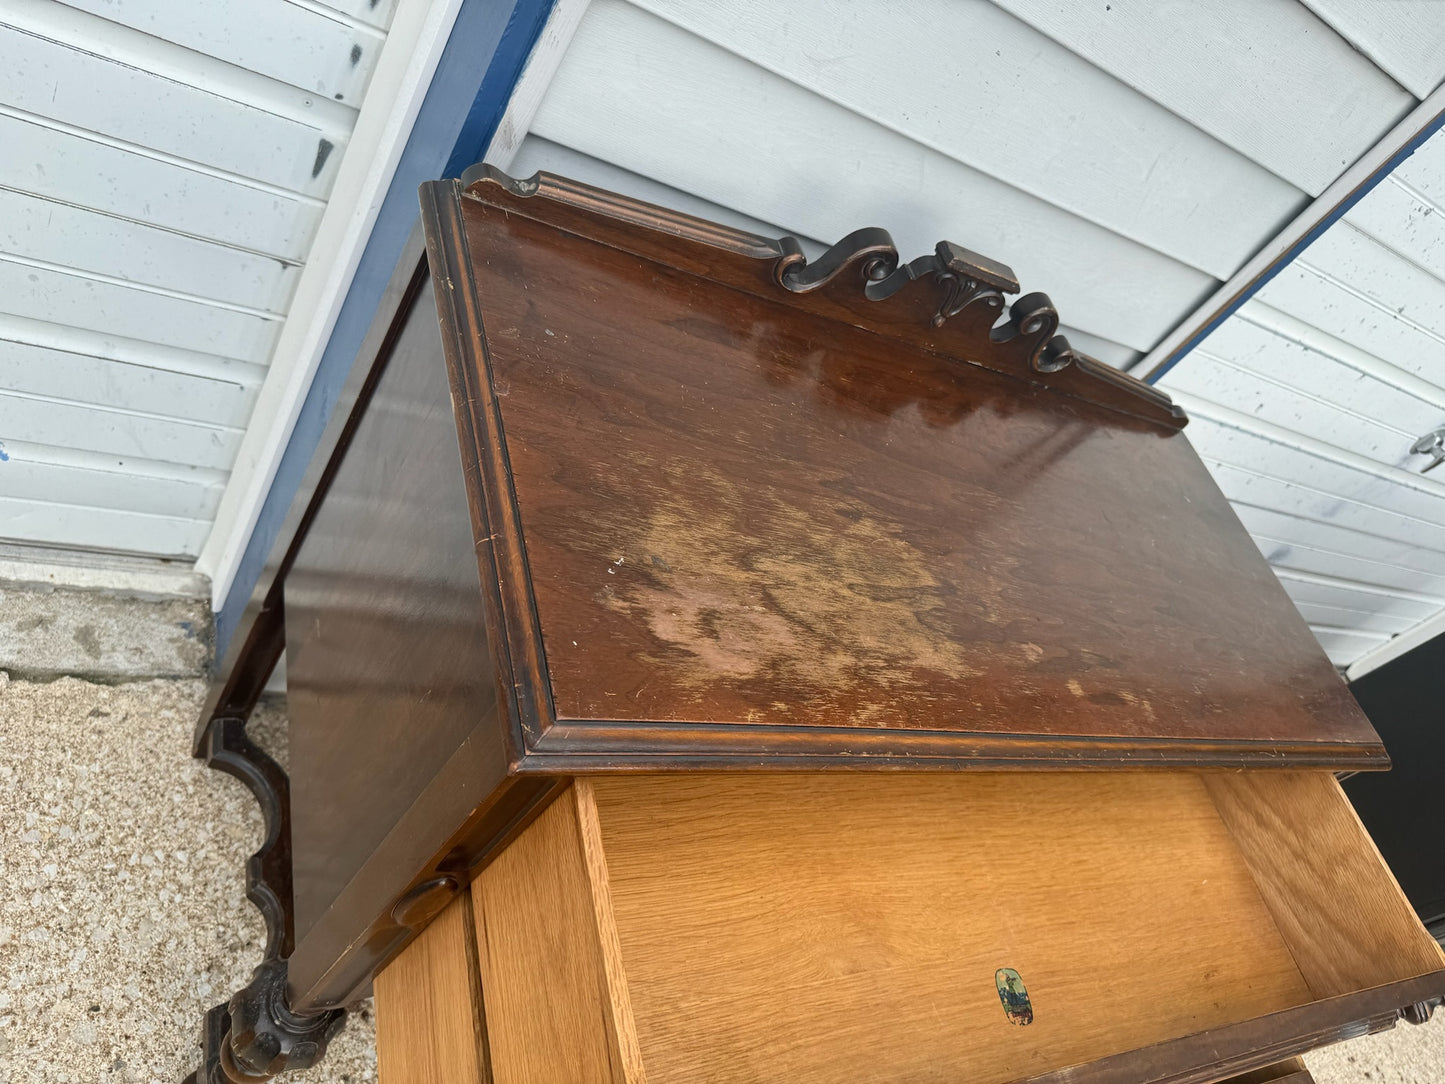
xmin=1410 ymin=427 xmax=1445 ymax=473
xmin=1401 ymin=997 xmax=1440 ymax=1025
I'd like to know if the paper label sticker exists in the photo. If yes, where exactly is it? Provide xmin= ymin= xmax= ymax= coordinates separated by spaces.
xmin=996 ymin=968 xmax=1033 ymax=1026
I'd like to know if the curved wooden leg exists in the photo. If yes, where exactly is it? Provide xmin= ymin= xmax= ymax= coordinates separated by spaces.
xmin=184 ymin=716 xmax=344 ymax=1082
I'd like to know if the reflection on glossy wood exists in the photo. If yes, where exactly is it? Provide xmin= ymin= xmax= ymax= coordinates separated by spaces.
xmin=284 ymin=293 xmax=503 ymax=944
xmin=441 ymin=170 xmax=1380 ymax=767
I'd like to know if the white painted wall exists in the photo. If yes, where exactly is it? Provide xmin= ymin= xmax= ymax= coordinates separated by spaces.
xmin=0 ymin=0 xmax=447 ymax=569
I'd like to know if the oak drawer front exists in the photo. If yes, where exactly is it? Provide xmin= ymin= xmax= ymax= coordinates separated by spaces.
xmin=377 ymin=770 xmax=1445 ymax=1083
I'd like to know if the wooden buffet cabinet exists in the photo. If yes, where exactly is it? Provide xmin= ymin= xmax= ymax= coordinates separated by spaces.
xmin=186 ymin=167 xmax=1445 ymax=1084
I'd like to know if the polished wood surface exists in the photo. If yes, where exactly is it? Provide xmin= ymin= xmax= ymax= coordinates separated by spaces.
xmin=283 ymin=289 xmax=507 ymax=945
xmin=375 ymin=889 xmax=490 ymax=1084
xmin=373 ymin=772 xmax=1445 ymax=1084
xmin=432 ymin=171 xmax=1383 ymax=768
xmin=287 ymin=169 xmax=1397 ymax=1006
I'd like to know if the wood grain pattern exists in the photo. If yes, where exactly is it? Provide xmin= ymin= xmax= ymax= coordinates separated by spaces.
xmin=375 ymin=890 xmax=490 ymax=1084
xmin=1201 ymin=772 xmax=1445 ymax=1000
xmin=471 ymin=787 xmax=641 ymax=1083
xmin=442 ymin=176 xmax=1384 ymax=768
xmin=590 ymin=772 xmax=1314 ymax=1083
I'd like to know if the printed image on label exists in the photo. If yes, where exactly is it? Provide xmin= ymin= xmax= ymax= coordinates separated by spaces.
xmin=996 ymin=967 xmax=1033 ymax=1026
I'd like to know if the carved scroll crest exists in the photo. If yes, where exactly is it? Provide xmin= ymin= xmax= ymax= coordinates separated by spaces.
xmin=462 ymin=165 xmax=1184 ymax=428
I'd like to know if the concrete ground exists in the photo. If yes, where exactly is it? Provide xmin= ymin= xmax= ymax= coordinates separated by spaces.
xmin=2 ymin=584 xmax=1444 ymax=1082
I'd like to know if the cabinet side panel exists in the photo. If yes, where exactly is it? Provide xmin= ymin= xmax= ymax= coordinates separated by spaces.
xmin=285 ymin=290 xmax=502 ymax=942
xmin=471 ymin=787 xmax=639 ymax=1083
xmin=375 ymin=889 xmax=491 ymax=1084
xmin=1201 ymin=772 xmax=1445 ymax=998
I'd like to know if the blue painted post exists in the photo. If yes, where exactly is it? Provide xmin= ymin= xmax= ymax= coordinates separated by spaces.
xmin=213 ymin=0 xmax=555 ymax=658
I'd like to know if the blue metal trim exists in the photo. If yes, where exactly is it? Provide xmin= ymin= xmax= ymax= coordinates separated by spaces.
xmin=214 ymin=0 xmax=555 ymax=658
xmin=1145 ymin=107 xmax=1445 ymax=385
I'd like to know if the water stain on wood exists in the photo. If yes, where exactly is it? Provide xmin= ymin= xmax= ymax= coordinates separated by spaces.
xmin=592 ymin=456 xmax=986 ymax=702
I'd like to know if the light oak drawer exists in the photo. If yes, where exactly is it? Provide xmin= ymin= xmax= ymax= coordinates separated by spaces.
xmin=376 ymin=771 xmax=1445 ymax=1083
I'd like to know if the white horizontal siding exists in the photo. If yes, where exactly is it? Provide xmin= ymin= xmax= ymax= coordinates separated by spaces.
xmin=0 ymin=340 xmax=260 ymax=429
xmin=0 ymin=189 xmax=302 ymax=312
xmin=530 ymin=0 xmax=1216 ymax=352
xmin=0 ymin=258 xmax=281 ymax=362
xmin=0 ymin=440 xmax=225 ymax=520
xmin=0 ymin=495 xmax=212 ymax=557
xmin=0 ymin=19 xmax=349 ymax=195
xmin=626 ymin=0 xmax=1305 ymax=279
xmin=511 ymin=135 xmax=1144 ymax=369
xmin=0 ymin=112 xmax=325 ymax=261
xmin=993 ymin=0 xmax=1414 ymax=196
xmin=1310 ymin=626 xmax=1392 ymax=667
xmin=54 ymin=0 xmax=387 ymax=104
xmin=0 ymin=392 xmax=242 ymax=471
xmin=1161 ymin=143 xmax=1445 ymax=666
xmin=0 ymin=0 xmax=399 ymax=560
xmin=1302 ymin=0 xmax=1445 ymax=99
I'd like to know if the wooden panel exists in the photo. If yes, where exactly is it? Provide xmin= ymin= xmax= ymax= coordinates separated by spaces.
xmin=628 ymin=0 xmax=1304 ymax=278
xmin=375 ymin=890 xmax=490 ymax=1084
xmin=591 ymin=772 xmax=1313 ymax=1083
xmin=1201 ymin=772 xmax=1445 ymax=999
xmin=0 ymin=258 xmax=279 ymax=363
xmin=0 ymin=22 xmax=347 ymax=195
xmin=992 ymin=0 xmax=1413 ymax=196
xmin=1221 ymin=1057 xmax=1312 ymax=1084
xmin=0 ymin=112 xmax=323 ymax=260
xmin=0 ymin=188 xmax=301 ymax=312
xmin=471 ymin=787 xmax=640 ymax=1084
xmin=0 ymin=337 xmax=260 ymax=429
xmin=532 ymin=0 xmax=1215 ymax=350
xmin=1302 ymin=0 xmax=1445 ymax=98
xmin=0 ymin=493 xmax=210 ymax=556
xmin=285 ymin=292 xmax=501 ymax=943
xmin=457 ymin=190 xmax=1376 ymax=759
xmin=56 ymin=0 xmax=387 ymax=104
